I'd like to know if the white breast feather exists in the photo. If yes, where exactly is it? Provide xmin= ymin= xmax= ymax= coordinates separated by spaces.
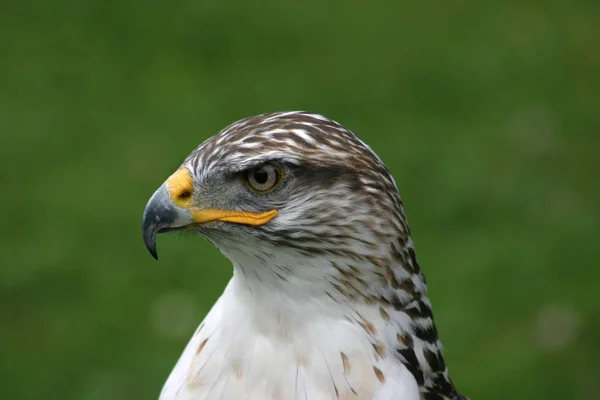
xmin=159 ymin=277 xmax=419 ymax=400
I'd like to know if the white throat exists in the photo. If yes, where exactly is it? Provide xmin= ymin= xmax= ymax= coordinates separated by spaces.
xmin=159 ymin=251 xmax=420 ymax=400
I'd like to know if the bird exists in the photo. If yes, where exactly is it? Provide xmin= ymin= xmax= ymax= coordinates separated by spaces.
xmin=142 ymin=111 xmax=466 ymax=400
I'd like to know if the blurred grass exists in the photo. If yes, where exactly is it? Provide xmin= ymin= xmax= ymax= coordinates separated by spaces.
xmin=1 ymin=0 xmax=599 ymax=399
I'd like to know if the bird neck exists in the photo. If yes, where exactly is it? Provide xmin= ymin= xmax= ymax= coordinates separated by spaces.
xmin=217 ymin=237 xmax=459 ymax=399
xmin=224 ymin=236 xmax=423 ymax=301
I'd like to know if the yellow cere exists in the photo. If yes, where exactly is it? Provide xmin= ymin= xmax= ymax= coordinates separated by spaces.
xmin=166 ymin=168 xmax=194 ymax=208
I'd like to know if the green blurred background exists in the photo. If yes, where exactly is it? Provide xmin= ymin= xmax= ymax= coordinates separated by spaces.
xmin=1 ymin=1 xmax=599 ymax=399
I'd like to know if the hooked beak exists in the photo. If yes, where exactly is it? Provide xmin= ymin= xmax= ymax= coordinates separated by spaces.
xmin=141 ymin=168 xmax=277 ymax=260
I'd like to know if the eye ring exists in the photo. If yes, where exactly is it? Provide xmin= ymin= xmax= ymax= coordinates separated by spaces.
xmin=244 ymin=164 xmax=284 ymax=194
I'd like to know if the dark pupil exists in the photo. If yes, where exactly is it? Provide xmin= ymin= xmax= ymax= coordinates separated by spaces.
xmin=254 ymin=168 xmax=270 ymax=184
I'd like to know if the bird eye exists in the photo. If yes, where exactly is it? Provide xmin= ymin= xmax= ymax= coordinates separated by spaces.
xmin=245 ymin=164 xmax=283 ymax=193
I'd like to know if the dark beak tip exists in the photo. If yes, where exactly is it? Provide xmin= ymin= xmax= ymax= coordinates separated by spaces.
xmin=143 ymin=236 xmax=159 ymax=260
xmin=142 ymin=222 xmax=160 ymax=260
xmin=143 ymin=185 xmax=178 ymax=262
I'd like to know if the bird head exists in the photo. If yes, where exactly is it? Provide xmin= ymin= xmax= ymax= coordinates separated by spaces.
xmin=142 ymin=112 xmax=417 ymax=296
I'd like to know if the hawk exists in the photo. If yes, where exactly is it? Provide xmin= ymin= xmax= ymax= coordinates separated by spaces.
xmin=142 ymin=112 xmax=466 ymax=400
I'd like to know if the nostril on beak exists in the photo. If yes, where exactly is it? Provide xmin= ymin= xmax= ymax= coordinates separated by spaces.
xmin=173 ymin=188 xmax=192 ymax=208
xmin=178 ymin=190 xmax=191 ymax=200
xmin=166 ymin=168 xmax=194 ymax=208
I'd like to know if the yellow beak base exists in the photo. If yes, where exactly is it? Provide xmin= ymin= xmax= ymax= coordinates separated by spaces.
xmin=190 ymin=209 xmax=278 ymax=226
